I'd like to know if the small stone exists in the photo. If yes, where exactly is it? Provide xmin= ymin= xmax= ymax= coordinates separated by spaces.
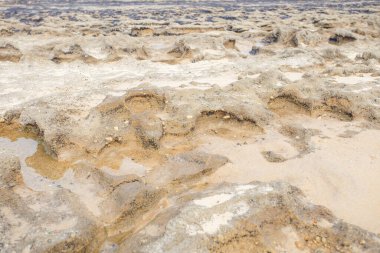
xmin=315 ymin=248 xmax=326 ymax=253
xmin=295 ymin=135 xmax=300 ymax=139
xmin=223 ymin=115 xmax=230 ymax=119
xmin=315 ymin=236 xmax=321 ymax=242
xmin=114 ymin=126 xmax=119 ymax=131
xmin=105 ymin=137 xmax=113 ymax=142
xmin=295 ymin=241 xmax=304 ymax=249
xmin=343 ymin=240 xmax=350 ymax=247
xmin=0 ymin=117 xmax=4 ymax=123
xmin=321 ymin=237 xmax=327 ymax=243
xmin=186 ymin=115 xmax=193 ymax=119
xmin=124 ymin=120 xmax=129 ymax=125
xmin=360 ymin=240 xmax=366 ymax=245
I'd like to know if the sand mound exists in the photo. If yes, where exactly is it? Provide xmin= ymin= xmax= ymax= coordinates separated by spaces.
xmin=0 ymin=44 xmax=22 ymax=62
xmin=52 ymin=44 xmax=98 ymax=64
xmin=329 ymin=29 xmax=358 ymax=45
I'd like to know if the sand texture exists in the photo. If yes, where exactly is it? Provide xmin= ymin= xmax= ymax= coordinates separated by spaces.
xmin=1 ymin=0 xmax=380 ymax=252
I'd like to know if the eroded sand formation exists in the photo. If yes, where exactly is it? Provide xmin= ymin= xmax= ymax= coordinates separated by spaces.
xmin=1 ymin=0 xmax=380 ymax=252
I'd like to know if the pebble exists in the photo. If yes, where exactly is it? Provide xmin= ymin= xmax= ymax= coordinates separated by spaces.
xmin=105 ymin=137 xmax=113 ymax=142
xmin=223 ymin=115 xmax=231 ymax=119
xmin=0 ymin=117 xmax=4 ymax=123
xmin=295 ymin=241 xmax=304 ymax=249
xmin=114 ymin=126 xmax=119 ymax=131
xmin=360 ymin=239 xmax=366 ymax=245
xmin=314 ymin=248 xmax=326 ymax=253
xmin=186 ymin=115 xmax=193 ymax=119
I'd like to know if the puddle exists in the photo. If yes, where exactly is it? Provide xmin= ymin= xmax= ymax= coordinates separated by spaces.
xmin=0 ymin=137 xmax=48 ymax=190
xmin=0 ymin=137 xmax=37 ymax=160
xmin=26 ymin=143 xmax=72 ymax=180
xmin=0 ymin=122 xmax=76 ymax=180
xmin=0 ymin=122 xmax=37 ymax=141
xmin=0 ymin=136 xmax=74 ymax=190
xmin=101 ymin=157 xmax=147 ymax=177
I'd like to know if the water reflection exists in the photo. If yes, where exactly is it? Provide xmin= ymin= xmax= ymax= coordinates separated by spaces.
xmin=0 ymin=137 xmax=54 ymax=190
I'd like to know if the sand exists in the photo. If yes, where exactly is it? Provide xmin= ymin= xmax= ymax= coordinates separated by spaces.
xmin=1 ymin=0 xmax=380 ymax=252
xmin=200 ymin=118 xmax=380 ymax=233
